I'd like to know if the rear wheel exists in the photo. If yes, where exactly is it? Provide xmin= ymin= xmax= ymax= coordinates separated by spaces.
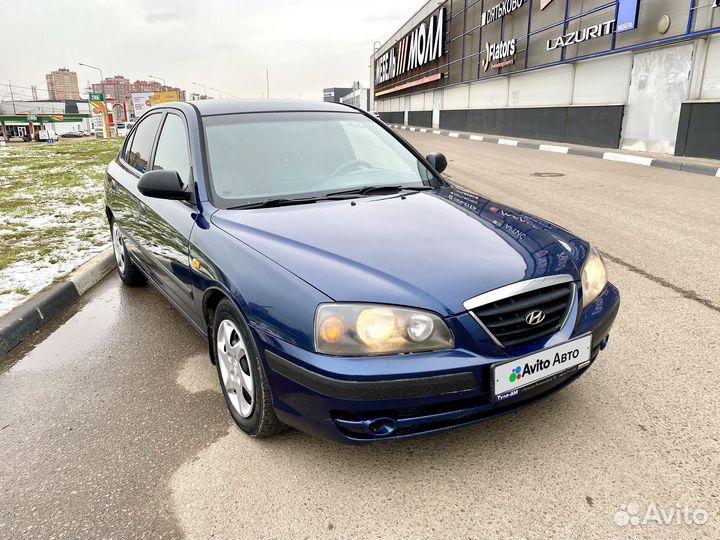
xmin=111 ymin=221 xmax=146 ymax=286
xmin=214 ymin=298 xmax=284 ymax=438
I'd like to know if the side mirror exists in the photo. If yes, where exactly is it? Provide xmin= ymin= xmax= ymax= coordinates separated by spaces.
xmin=137 ymin=170 xmax=190 ymax=200
xmin=426 ymin=152 xmax=448 ymax=174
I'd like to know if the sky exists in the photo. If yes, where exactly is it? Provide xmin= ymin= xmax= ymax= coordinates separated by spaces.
xmin=0 ymin=0 xmax=426 ymax=102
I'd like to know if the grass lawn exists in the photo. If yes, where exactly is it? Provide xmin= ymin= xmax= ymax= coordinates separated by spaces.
xmin=0 ymin=137 xmax=123 ymax=315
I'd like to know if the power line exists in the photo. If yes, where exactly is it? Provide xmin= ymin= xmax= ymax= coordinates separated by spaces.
xmin=0 ymin=82 xmax=49 ymax=94
xmin=1 ymin=89 xmax=41 ymax=99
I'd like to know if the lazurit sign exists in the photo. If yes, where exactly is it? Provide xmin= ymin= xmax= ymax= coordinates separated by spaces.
xmin=375 ymin=7 xmax=446 ymax=85
xmin=547 ymin=20 xmax=616 ymax=50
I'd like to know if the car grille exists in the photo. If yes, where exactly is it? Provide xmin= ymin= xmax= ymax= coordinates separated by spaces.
xmin=471 ymin=282 xmax=575 ymax=348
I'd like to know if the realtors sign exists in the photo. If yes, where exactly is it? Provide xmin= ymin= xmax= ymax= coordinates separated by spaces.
xmin=375 ymin=7 xmax=446 ymax=85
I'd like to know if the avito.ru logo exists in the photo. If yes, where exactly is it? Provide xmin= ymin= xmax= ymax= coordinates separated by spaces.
xmin=509 ymin=366 xmax=523 ymax=383
xmin=508 ymin=349 xmax=581 ymax=384
xmin=614 ymin=502 xmax=709 ymax=527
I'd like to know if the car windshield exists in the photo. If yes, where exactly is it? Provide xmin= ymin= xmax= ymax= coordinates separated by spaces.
xmin=203 ymin=111 xmax=435 ymax=207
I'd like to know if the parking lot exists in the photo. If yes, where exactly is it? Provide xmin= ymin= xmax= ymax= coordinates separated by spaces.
xmin=1 ymin=131 xmax=718 ymax=539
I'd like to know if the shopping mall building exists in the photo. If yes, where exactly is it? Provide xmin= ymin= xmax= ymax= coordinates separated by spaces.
xmin=371 ymin=0 xmax=720 ymax=158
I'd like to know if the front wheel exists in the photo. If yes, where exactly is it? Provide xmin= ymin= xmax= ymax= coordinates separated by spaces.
xmin=214 ymin=298 xmax=284 ymax=438
xmin=111 ymin=221 xmax=146 ymax=286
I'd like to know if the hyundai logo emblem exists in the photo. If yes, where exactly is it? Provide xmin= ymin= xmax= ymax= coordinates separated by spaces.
xmin=525 ymin=309 xmax=546 ymax=326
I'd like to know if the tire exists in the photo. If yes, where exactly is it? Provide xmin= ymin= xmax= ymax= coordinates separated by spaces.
xmin=111 ymin=220 xmax=146 ymax=286
xmin=213 ymin=298 xmax=284 ymax=438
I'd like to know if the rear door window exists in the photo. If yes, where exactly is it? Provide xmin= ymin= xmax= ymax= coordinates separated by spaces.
xmin=125 ymin=113 xmax=162 ymax=173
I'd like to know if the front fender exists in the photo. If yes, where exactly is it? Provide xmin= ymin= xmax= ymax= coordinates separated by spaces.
xmin=189 ymin=220 xmax=333 ymax=352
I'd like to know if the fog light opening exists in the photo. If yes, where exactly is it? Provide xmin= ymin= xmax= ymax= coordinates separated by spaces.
xmin=363 ymin=417 xmax=398 ymax=437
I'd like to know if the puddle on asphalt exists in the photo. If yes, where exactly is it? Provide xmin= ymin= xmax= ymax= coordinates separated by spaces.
xmin=1 ymin=276 xmax=130 ymax=374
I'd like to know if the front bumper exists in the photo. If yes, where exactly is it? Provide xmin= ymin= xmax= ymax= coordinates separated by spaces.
xmin=259 ymin=283 xmax=620 ymax=444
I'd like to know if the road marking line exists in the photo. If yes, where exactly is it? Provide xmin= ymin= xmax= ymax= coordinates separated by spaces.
xmin=539 ymin=144 xmax=569 ymax=154
xmin=603 ymin=152 xmax=653 ymax=166
xmin=398 ymin=127 xmax=716 ymax=177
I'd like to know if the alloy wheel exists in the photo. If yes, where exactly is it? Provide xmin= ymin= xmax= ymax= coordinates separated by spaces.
xmin=112 ymin=222 xmax=126 ymax=274
xmin=216 ymin=319 xmax=254 ymax=418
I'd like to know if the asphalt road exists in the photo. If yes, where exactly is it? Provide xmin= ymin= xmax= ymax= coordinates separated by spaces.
xmin=1 ymin=132 xmax=719 ymax=539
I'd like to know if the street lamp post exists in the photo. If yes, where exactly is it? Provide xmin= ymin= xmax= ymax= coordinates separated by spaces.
xmin=148 ymin=75 xmax=165 ymax=87
xmin=79 ymin=62 xmax=105 ymax=98
xmin=79 ymin=62 xmax=110 ymax=137
xmin=210 ymin=87 xmax=222 ymax=99
xmin=192 ymin=82 xmax=208 ymax=99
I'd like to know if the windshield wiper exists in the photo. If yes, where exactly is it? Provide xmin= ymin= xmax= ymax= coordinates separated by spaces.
xmin=228 ymin=185 xmax=435 ymax=209
xmin=325 ymin=185 xmax=435 ymax=198
xmin=228 ymin=192 xmax=361 ymax=210
xmin=228 ymin=197 xmax=323 ymax=210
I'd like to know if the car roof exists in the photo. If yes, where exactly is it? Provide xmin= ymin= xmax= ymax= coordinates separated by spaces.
xmin=188 ymin=99 xmax=355 ymax=117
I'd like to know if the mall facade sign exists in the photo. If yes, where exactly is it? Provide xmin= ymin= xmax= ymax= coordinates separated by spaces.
xmin=483 ymin=39 xmax=517 ymax=71
xmin=481 ymin=0 xmax=526 ymax=27
xmin=372 ymin=0 xmax=720 ymax=160
xmin=372 ymin=0 xmax=718 ymax=105
xmin=546 ymin=20 xmax=616 ymax=51
xmin=375 ymin=7 xmax=446 ymax=85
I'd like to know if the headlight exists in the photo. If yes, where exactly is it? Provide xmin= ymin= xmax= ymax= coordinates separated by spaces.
xmin=581 ymin=246 xmax=608 ymax=308
xmin=315 ymin=304 xmax=454 ymax=356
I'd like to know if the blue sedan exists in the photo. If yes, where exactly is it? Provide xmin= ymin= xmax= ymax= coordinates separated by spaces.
xmin=105 ymin=100 xmax=619 ymax=444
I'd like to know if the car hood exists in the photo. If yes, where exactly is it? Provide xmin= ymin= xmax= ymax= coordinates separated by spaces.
xmin=211 ymin=186 xmax=588 ymax=316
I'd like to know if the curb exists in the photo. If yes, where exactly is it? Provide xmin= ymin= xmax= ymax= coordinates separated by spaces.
xmin=392 ymin=125 xmax=720 ymax=178
xmin=0 ymin=248 xmax=115 ymax=359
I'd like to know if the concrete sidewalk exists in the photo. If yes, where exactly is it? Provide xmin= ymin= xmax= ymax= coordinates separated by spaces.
xmin=391 ymin=124 xmax=720 ymax=178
